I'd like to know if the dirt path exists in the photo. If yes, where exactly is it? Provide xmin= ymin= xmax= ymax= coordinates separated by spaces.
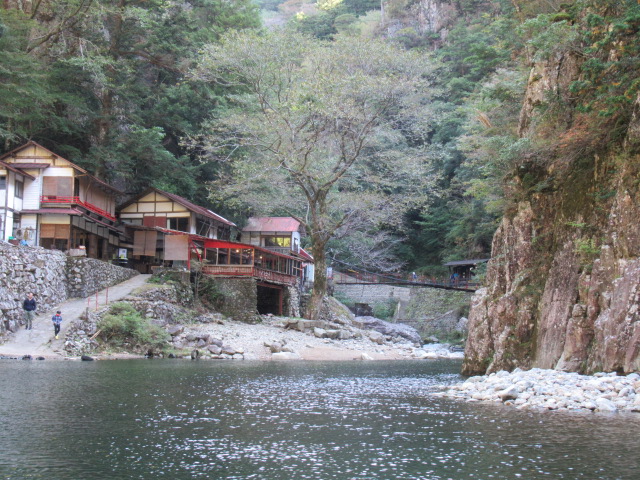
xmin=0 ymin=275 xmax=151 ymax=359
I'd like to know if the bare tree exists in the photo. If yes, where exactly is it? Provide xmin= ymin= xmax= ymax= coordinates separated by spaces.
xmin=193 ymin=30 xmax=435 ymax=319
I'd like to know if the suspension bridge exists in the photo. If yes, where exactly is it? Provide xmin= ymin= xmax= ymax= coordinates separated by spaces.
xmin=330 ymin=259 xmax=485 ymax=293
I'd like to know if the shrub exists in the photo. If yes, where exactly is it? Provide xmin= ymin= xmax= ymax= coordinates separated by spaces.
xmin=98 ymin=302 xmax=169 ymax=350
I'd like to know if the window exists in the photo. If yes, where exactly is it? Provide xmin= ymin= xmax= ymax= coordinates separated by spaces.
xmin=263 ymin=236 xmax=291 ymax=248
xmin=15 ymin=180 xmax=23 ymax=199
xmin=168 ymin=217 xmax=189 ymax=232
xmin=0 ymin=176 xmax=6 ymax=190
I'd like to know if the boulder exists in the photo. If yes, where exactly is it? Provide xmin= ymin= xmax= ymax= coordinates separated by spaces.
xmin=167 ymin=325 xmax=184 ymax=337
xmin=207 ymin=345 xmax=222 ymax=355
xmin=368 ymin=331 xmax=385 ymax=344
xmin=221 ymin=345 xmax=236 ymax=356
xmin=357 ymin=316 xmax=421 ymax=345
xmin=264 ymin=340 xmax=285 ymax=353
xmin=313 ymin=327 xmax=326 ymax=338
xmin=499 ymin=386 xmax=519 ymax=402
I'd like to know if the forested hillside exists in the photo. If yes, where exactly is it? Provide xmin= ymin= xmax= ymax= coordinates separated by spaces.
xmin=2 ymin=0 xmax=638 ymax=282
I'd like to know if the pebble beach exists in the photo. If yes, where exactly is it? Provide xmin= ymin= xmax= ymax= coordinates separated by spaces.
xmin=437 ymin=367 xmax=640 ymax=414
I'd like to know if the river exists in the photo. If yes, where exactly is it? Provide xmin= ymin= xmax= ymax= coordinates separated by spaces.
xmin=0 ymin=359 xmax=638 ymax=479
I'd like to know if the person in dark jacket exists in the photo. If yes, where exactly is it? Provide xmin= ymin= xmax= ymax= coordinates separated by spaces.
xmin=23 ymin=292 xmax=36 ymax=330
xmin=51 ymin=310 xmax=62 ymax=339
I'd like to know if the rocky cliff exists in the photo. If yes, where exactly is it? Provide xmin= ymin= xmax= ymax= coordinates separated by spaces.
xmin=463 ymin=50 xmax=640 ymax=375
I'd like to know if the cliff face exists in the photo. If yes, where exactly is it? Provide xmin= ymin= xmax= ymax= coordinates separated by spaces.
xmin=463 ymin=50 xmax=640 ymax=375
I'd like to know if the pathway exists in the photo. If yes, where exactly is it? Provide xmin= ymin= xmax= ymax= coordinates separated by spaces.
xmin=0 ymin=274 xmax=151 ymax=359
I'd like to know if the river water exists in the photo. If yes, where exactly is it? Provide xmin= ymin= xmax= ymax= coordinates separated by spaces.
xmin=1 ymin=359 xmax=638 ymax=480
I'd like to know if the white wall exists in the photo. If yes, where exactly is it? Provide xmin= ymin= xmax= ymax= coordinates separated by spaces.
xmin=23 ymin=173 xmax=41 ymax=210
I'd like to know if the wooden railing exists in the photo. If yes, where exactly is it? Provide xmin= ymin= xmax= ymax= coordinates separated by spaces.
xmin=200 ymin=264 xmax=298 ymax=286
xmin=40 ymin=196 xmax=116 ymax=221
xmin=200 ymin=265 xmax=253 ymax=276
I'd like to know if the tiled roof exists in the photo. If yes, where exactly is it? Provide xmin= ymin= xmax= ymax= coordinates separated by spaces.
xmin=242 ymin=217 xmax=302 ymax=232
xmin=159 ymin=190 xmax=236 ymax=227
xmin=118 ymin=187 xmax=236 ymax=227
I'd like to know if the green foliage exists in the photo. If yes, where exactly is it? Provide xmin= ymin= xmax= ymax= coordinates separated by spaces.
xmin=194 ymin=275 xmax=225 ymax=309
xmin=0 ymin=0 xmax=260 ymax=212
xmin=574 ymin=238 xmax=600 ymax=256
xmin=372 ymin=299 xmax=398 ymax=321
xmin=98 ymin=302 xmax=170 ymax=350
xmin=194 ymin=29 xmax=434 ymax=313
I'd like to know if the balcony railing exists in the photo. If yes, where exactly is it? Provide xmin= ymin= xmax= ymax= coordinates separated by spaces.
xmin=40 ymin=196 xmax=116 ymax=221
xmin=200 ymin=264 xmax=298 ymax=286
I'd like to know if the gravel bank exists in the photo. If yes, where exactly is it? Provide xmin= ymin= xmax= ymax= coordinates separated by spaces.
xmin=154 ymin=316 xmax=465 ymax=362
xmin=436 ymin=368 xmax=640 ymax=414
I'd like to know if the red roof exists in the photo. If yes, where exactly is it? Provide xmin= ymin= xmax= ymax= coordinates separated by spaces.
xmin=242 ymin=217 xmax=302 ymax=233
xmin=297 ymin=247 xmax=314 ymax=262
xmin=119 ymin=187 xmax=236 ymax=227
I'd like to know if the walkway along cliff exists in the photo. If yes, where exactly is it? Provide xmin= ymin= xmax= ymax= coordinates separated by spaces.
xmin=463 ymin=46 xmax=640 ymax=375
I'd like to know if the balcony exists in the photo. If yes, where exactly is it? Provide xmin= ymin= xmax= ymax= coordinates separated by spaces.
xmin=40 ymin=196 xmax=116 ymax=222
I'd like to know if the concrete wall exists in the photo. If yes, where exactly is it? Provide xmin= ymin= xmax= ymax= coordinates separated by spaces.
xmin=0 ymin=242 xmax=137 ymax=333
xmin=334 ymin=283 xmax=412 ymax=304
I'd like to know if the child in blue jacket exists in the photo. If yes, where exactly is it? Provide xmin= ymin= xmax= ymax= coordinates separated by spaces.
xmin=52 ymin=311 xmax=62 ymax=339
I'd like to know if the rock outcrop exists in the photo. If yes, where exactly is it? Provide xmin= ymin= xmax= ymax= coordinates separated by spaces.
xmin=463 ymin=40 xmax=640 ymax=376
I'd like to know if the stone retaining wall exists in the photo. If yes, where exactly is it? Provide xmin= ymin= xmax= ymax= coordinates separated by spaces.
xmin=210 ymin=278 xmax=259 ymax=323
xmin=0 ymin=242 xmax=137 ymax=334
xmin=66 ymin=257 xmax=138 ymax=298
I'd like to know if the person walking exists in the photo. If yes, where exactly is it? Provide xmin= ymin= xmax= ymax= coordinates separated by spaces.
xmin=23 ymin=292 xmax=36 ymax=330
xmin=52 ymin=310 xmax=63 ymax=340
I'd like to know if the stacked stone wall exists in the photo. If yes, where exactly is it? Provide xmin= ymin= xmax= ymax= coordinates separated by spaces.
xmin=284 ymin=286 xmax=301 ymax=318
xmin=210 ymin=277 xmax=259 ymax=323
xmin=66 ymin=257 xmax=138 ymax=298
xmin=0 ymin=242 xmax=137 ymax=334
xmin=0 ymin=243 xmax=67 ymax=333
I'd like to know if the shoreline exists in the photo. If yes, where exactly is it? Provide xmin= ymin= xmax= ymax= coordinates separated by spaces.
xmin=2 ymin=316 xmax=465 ymax=363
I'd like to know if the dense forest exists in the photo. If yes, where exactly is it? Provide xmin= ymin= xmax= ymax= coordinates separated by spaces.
xmin=2 ymin=0 xmax=639 ymax=278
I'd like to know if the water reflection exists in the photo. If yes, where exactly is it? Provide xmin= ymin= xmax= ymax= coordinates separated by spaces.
xmin=0 ymin=360 xmax=638 ymax=479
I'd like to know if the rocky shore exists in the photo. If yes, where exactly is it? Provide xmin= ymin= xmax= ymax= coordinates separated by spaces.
xmin=437 ymin=368 xmax=640 ymax=414
xmin=65 ymin=313 xmax=465 ymax=362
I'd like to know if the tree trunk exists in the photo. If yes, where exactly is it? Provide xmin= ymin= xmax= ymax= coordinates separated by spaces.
xmin=306 ymin=237 xmax=327 ymax=320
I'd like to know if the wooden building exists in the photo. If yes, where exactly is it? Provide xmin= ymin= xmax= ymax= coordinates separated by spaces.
xmin=0 ymin=142 xmax=122 ymax=258
xmin=241 ymin=216 xmax=315 ymax=289
xmin=117 ymin=188 xmax=236 ymax=271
